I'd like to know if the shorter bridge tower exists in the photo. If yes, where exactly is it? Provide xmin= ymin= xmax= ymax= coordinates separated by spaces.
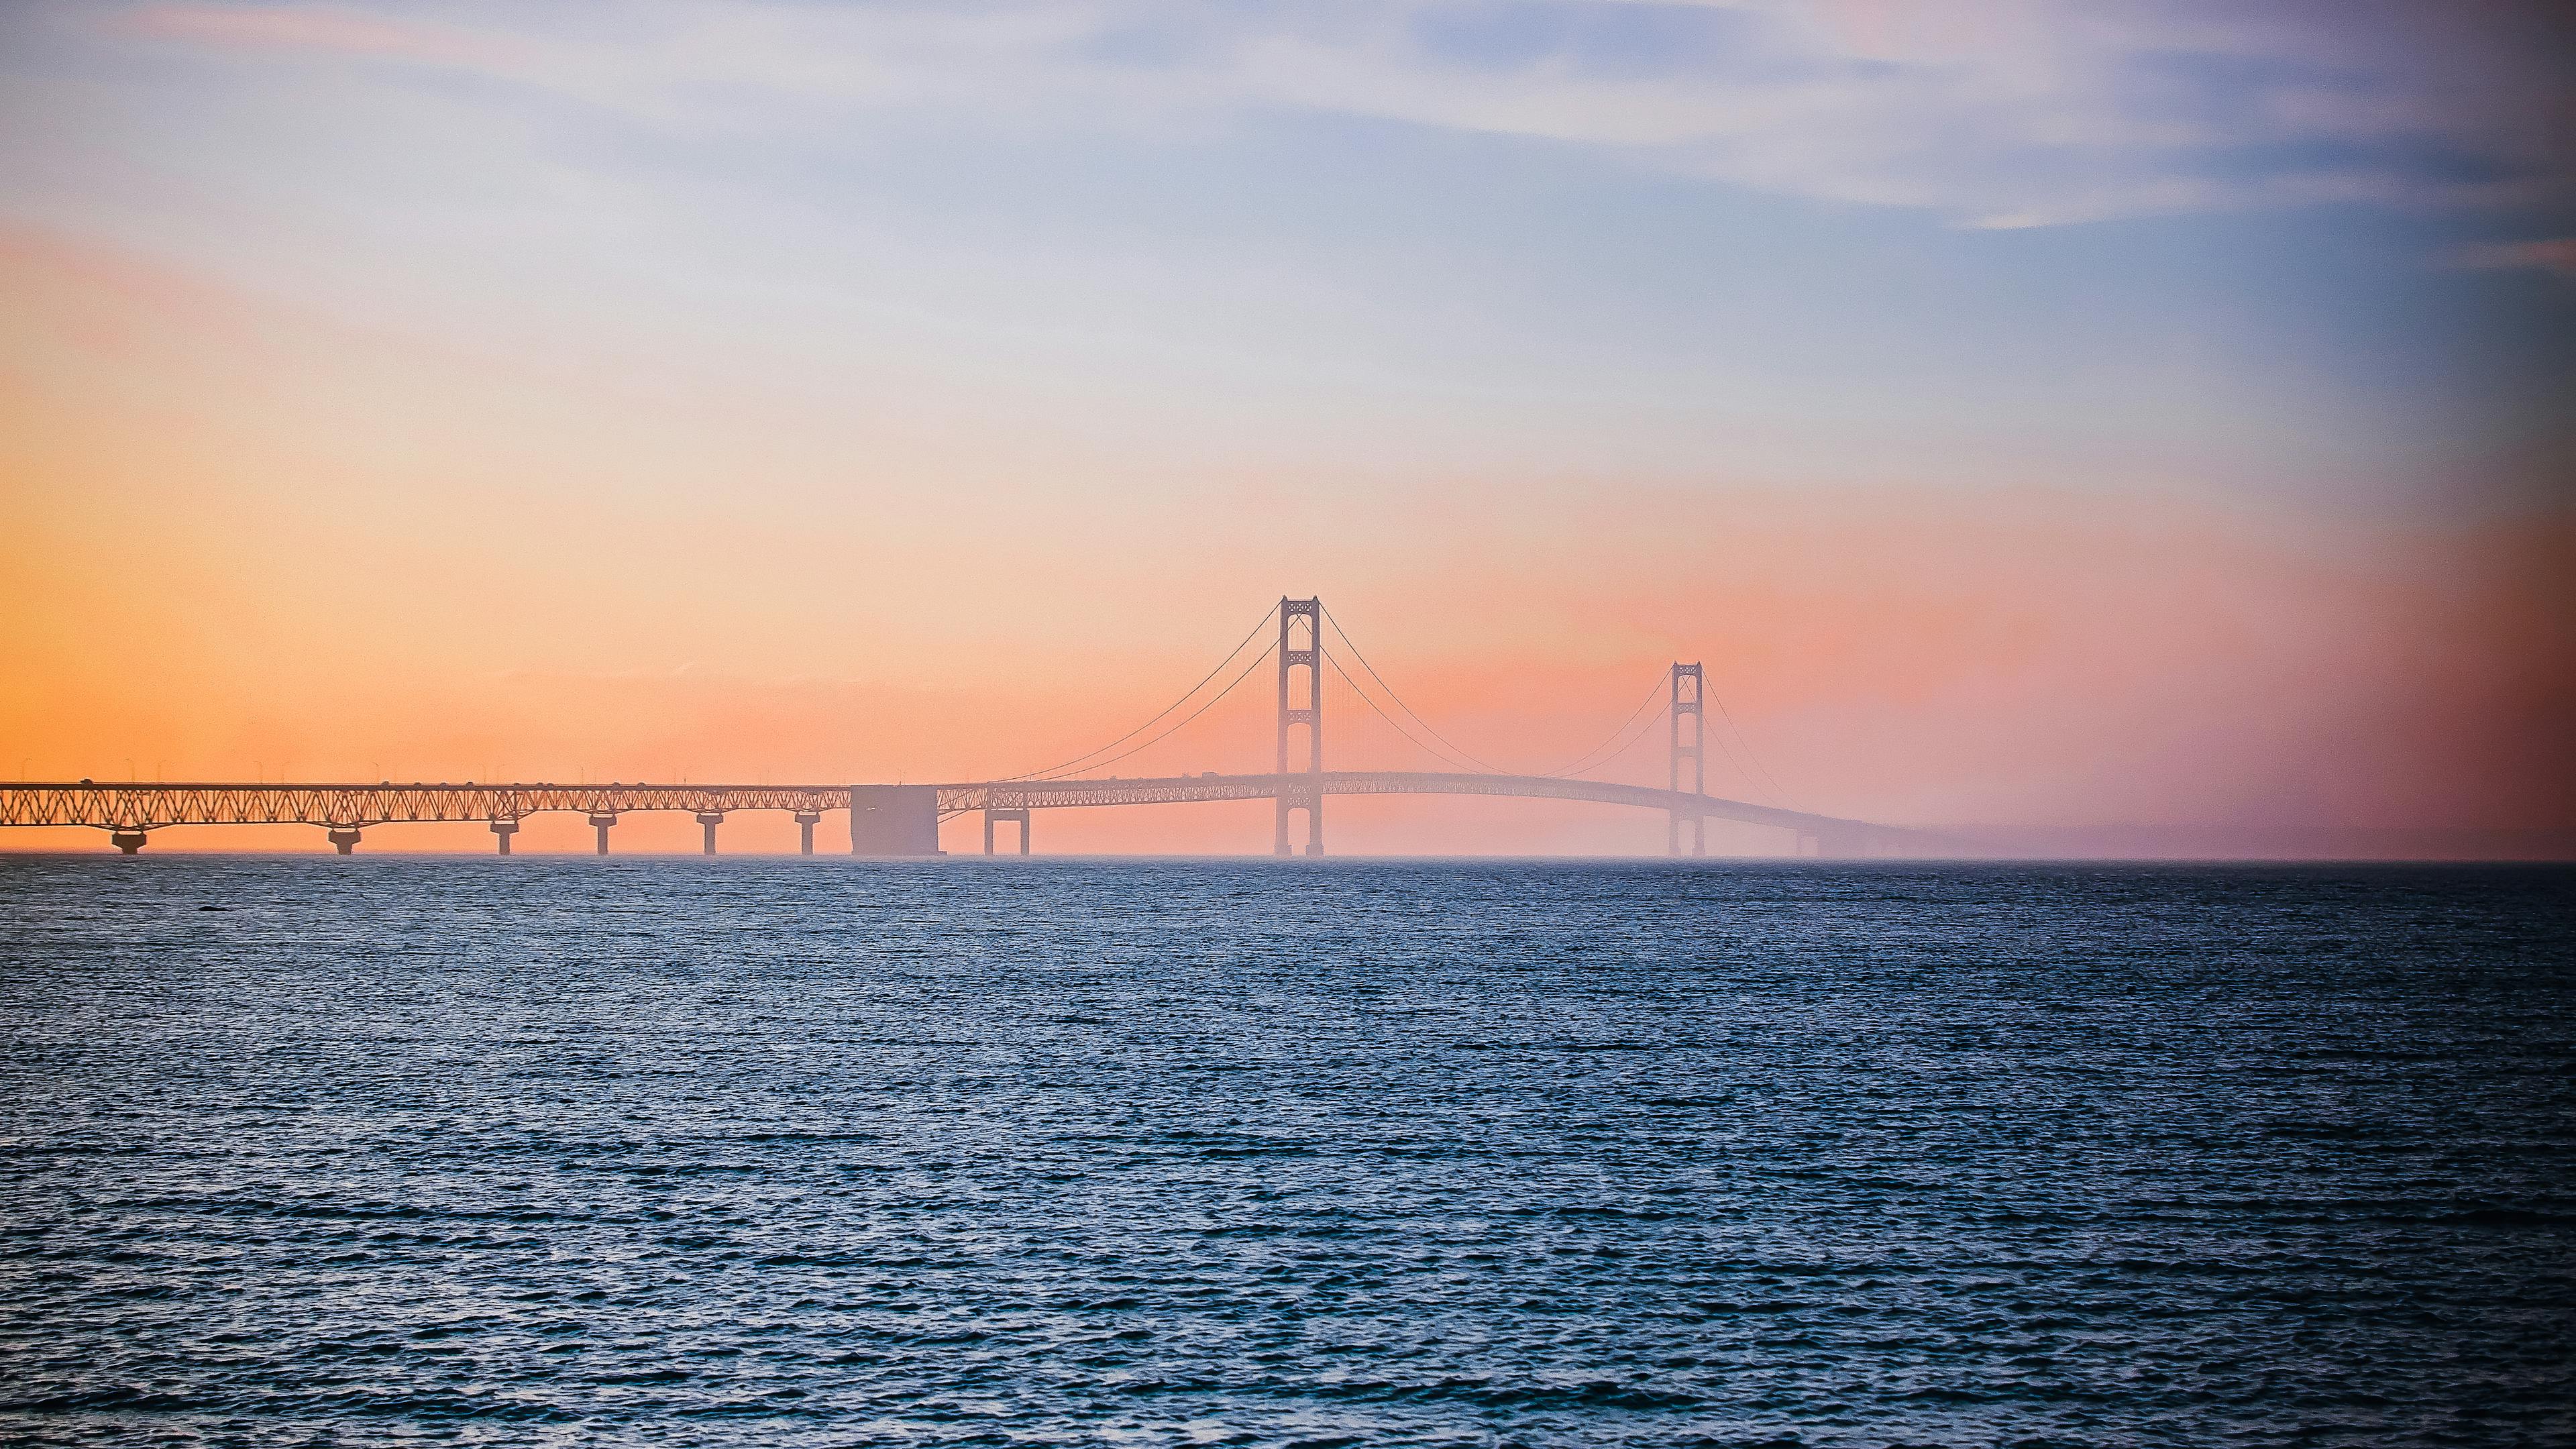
xmin=1669 ymin=661 xmax=1705 ymax=856
xmin=1275 ymin=597 xmax=1323 ymax=856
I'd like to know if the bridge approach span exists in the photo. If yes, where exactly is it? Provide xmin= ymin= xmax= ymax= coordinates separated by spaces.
xmin=0 ymin=775 xmax=1901 ymax=855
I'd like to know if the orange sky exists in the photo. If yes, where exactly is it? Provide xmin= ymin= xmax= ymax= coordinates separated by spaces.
xmin=3 ymin=0 xmax=2571 ymax=855
xmin=3 ymin=222 xmax=2567 ymax=855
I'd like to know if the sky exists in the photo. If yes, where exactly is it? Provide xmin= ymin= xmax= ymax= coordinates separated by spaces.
xmin=0 ymin=0 xmax=2570 ymax=855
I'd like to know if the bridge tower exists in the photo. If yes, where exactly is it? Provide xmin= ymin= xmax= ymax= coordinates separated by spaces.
xmin=1275 ymin=597 xmax=1323 ymax=856
xmin=1669 ymin=662 xmax=1705 ymax=857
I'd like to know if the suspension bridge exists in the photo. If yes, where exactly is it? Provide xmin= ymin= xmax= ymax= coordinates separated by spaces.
xmin=0 ymin=598 xmax=1915 ymax=857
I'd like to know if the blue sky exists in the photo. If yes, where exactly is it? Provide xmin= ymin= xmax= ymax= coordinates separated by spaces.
xmin=1 ymin=0 xmax=2568 ymax=517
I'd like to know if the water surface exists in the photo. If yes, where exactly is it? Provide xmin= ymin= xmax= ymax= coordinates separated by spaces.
xmin=2 ymin=857 xmax=2571 ymax=1445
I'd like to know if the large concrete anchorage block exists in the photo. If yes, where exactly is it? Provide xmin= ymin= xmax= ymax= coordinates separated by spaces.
xmin=850 ymin=785 xmax=942 ymax=856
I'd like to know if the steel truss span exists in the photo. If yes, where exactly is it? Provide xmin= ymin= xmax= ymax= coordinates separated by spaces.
xmin=0 ymin=774 xmax=1904 ymax=855
xmin=0 ymin=784 xmax=847 ymax=830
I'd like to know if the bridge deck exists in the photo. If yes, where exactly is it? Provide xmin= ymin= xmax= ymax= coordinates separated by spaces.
xmin=0 ymin=774 xmax=1907 ymax=849
xmin=961 ymin=771 xmax=1874 ymax=837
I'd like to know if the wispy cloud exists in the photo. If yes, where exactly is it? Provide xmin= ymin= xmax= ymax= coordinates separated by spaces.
xmin=2450 ymin=237 xmax=2576 ymax=277
xmin=117 ymin=2 xmax=516 ymax=68
xmin=95 ymin=0 xmax=2576 ymax=228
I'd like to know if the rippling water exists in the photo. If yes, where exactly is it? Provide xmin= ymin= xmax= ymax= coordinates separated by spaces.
xmin=2 ymin=857 xmax=2571 ymax=1445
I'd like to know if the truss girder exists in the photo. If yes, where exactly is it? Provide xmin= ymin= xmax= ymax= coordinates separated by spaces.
xmin=0 ymin=774 xmax=1882 ymax=841
xmin=0 ymin=784 xmax=848 ymax=830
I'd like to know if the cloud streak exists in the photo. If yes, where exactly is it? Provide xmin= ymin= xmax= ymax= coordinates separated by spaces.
xmin=118 ymin=2 xmax=515 ymax=68
xmin=2452 ymin=237 xmax=2576 ymax=278
xmin=101 ymin=0 xmax=2576 ymax=229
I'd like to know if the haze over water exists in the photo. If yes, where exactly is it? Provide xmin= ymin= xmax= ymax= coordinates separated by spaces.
xmin=5 ymin=856 xmax=2570 ymax=1445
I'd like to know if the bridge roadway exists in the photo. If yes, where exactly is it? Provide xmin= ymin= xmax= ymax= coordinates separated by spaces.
xmin=0 ymin=774 xmax=1900 ymax=854
xmin=971 ymin=772 xmax=1880 ymax=845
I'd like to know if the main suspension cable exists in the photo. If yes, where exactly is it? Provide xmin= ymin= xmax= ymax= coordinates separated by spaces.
xmin=998 ymin=600 xmax=1279 ymax=782
xmin=1564 ymin=698 xmax=1670 ymax=778
xmin=1038 ymin=637 xmax=1279 ymax=780
xmin=1542 ymin=669 xmax=1670 ymax=779
xmin=1708 ymin=688 xmax=1798 ymax=809
xmin=1320 ymin=645 xmax=1484 ymax=773
xmin=1318 ymin=605 xmax=1502 ymax=773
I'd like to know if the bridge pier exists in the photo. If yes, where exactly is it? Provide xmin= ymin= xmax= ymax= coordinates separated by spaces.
xmin=794 ymin=810 xmax=822 ymax=855
xmin=111 ymin=829 xmax=146 ymax=855
xmin=491 ymin=820 xmax=518 ymax=855
xmin=697 ymin=811 xmax=724 ymax=855
xmin=1669 ymin=812 xmax=1705 ymax=857
xmin=589 ymin=812 xmax=616 ymax=855
xmin=983 ymin=808 xmax=1030 ymax=856
xmin=1273 ymin=798 xmax=1322 ymax=857
xmin=327 ymin=828 xmax=362 ymax=855
xmin=851 ymin=785 xmax=941 ymax=856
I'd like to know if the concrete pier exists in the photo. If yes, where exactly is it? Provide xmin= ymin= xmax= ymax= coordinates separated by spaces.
xmin=794 ymin=810 xmax=822 ymax=856
xmin=589 ymin=812 xmax=616 ymax=855
xmin=327 ymin=828 xmax=362 ymax=855
xmin=983 ymin=807 xmax=1030 ymax=856
xmin=491 ymin=820 xmax=517 ymax=855
xmin=851 ymin=785 xmax=941 ymax=856
xmin=697 ymin=811 xmax=724 ymax=855
xmin=111 ymin=829 xmax=146 ymax=855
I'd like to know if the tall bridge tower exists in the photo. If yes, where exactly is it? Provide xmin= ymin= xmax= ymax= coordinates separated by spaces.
xmin=1669 ymin=661 xmax=1705 ymax=856
xmin=1275 ymin=597 xmax=1322 ymax=855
